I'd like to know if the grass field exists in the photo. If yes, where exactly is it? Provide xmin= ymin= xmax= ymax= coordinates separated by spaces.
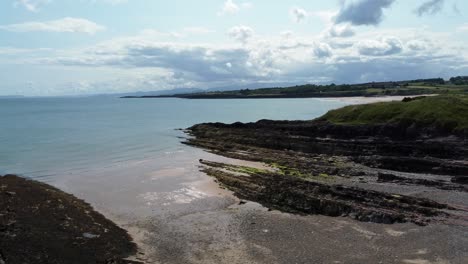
xmin=320 ymin=95 xmax=468 ymax=133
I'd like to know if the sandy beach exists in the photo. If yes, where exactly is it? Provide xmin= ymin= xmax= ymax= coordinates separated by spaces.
xmin=2 ymin=95 xmax=466 ymax=263
xmin=55 ymin=144 xmax=467 ymax=264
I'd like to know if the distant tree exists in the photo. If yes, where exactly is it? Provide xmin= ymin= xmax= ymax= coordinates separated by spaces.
xmin=450 ymin=76 xmax=468 ymax=85
xmin=240 ymin=89 xmax=250 ymax=95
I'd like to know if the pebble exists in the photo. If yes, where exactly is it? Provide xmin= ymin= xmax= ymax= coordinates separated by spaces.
xmin=83 ymin=232 xmax=100 ymax=239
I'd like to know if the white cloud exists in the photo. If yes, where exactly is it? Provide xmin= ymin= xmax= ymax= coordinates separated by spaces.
xmin=13 ymin=0 xmax=51 ymax=12
xmin=406 ymin=40 xmax=429 ymax=51
xmin=0 ymin=17 xmax=106 ymax=34
xmin=228 ymin=25 xmax=254 ymax=44
xmin=328 ymin=24 xmax=355 ymax=38
xmin=217 ymin=0 xmax=252 ymax=16
xmin=8 ymin=25 xmax=468 ymax=95
xmin=290 ymin=7 xmax=308 ymax=23
xmin=457 ymin=23 xmax=468 ymax=32
xmin=357 ymin=37 xmax=403 ymax=56
xmin=335 ymin=0 xmax=396 ymax=26
xmin=313 ymin=43 xmax=332 ymax=58
xmin=139 ymin=29 xmax=183 ymax=39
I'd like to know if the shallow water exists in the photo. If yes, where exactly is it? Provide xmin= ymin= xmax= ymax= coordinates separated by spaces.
xmin=0 ymin=96 xmax=347 ymax=182
xmin=0 ymin=96 xmax=353 ymax=218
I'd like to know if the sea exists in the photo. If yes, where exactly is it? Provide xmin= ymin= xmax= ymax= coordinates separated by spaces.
xmin=0 ymin=96 xmax=356 ymax=218
xmin=0 ymin=96 xmax=348 ymax=181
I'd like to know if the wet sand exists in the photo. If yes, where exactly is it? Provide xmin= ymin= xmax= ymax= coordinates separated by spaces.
xmin=54 ymin=145 xmax=468 ymax=264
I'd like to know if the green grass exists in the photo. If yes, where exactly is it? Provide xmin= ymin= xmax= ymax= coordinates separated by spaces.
xmin=268 ymin=162 xmax=306 ymax=177
xmin=171 ymin=78 xmax=468 ymax=99
xmin=320 ymin=95 xmax=468 ymax=133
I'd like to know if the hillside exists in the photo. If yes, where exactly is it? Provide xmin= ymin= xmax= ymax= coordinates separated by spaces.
xmin=122 ymin=77 xmax=468 ymax=99
xmin=320 ymin=95 xmax=468 ymax=136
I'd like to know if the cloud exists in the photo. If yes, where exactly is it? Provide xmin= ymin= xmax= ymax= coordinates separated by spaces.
xmin=11 ymin=25 xmax=468 ymax=95
xmin=290 ymin=7 xmax=308 ymax=23
xmin=328 ymin=24 xmax=355 ymax=38
xmin=406 ymin=40 xmax=429 ymax=51
xmin=457 ymin=23 xmax=468 ymax=32
xmin=357 ymin=37 xmax=403 ymax=56
xmin=313 ymin=43 xmax=332 ymax=58
xmin=217 ymin=0 xmax=252 ymax=16
xmin=228 ymin=25 xmax=254 ymax=44
xmin=335 ymin=0 xmax=396 ymax=26
xmin=0 ymin=17 xmax=106 ymax=34
xmin=13 ymin=0 xmax=51 ymax=12
xmin=415 ymin=0 xmax=445 ymax=16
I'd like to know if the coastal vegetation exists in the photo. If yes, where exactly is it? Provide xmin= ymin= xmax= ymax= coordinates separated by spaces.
xmin=320 ymin=95 xmax=468 ymax=135
xmin=123 ymin=77 xmax=468 ymax=99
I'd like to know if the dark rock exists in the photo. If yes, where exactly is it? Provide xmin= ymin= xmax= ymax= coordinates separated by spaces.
xmin=0 ymin=175 xmax=139 ymax=264
xmin=184 ymin=117 xmax=467 ymax=226
xmin=201 ymin=167 xmax=450 ymax=226
xmin=378 ymin=172 xmax=466 ymax=191
xmin=452 ymin=176 xmax=468 ymax=185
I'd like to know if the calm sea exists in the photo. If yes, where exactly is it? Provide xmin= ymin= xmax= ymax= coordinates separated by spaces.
xmin=0 ymin=96 xmax=347 ymax=184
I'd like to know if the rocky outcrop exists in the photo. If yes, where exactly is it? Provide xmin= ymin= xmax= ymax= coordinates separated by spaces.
xmin=184 ymin=117 xmax=468 ymax=226
xmin=186 ymin=120 xmax=468 ymax=176
xmin=201 ymin=161 xmax=451 ymax=226
xmin=0 ymin=175 xmax=139 ymax=264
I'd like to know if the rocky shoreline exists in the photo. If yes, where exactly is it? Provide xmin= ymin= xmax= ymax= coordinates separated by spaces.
xmin=183 ymin=99 xmax=468 ymax=227
xmin=0 ymin=175 xmax=139 ymax=264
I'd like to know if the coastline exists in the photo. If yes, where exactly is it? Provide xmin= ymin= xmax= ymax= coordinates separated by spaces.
xmin=316 ymin=94 xmax=437 ymax=104
xmin=178 ymin=95 xmax=468 ymax=263
xmin=2 ymin=95 xmax=467 ymax=263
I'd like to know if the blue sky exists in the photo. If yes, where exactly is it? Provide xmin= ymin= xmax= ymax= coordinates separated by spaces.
xmin=0 ymin=0 xmax=467 ymax=96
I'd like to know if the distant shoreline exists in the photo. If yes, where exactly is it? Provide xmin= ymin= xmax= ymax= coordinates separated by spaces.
xmin=122 ymin=94 xmax=436 ymax=102
xmin=121 ymin=76 xmax=467 ymax=99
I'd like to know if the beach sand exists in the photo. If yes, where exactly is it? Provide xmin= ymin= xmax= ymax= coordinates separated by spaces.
xmin=56 ymin=146 xmax=468 ymax=264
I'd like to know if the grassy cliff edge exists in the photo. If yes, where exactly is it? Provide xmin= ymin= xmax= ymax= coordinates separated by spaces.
xmin=319 ymin=95 xmax=468 ymax=136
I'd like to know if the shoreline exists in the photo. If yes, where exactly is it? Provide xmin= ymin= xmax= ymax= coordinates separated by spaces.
xmin=316 ymin=94 xmax=437 ymax=104
xmin=122 ymin=94 xmax=438 ymax=100
xmin=178 ymin=95 xmax=468 ymax=262
xmin=2 ymin=95 xmax=467 ymax=263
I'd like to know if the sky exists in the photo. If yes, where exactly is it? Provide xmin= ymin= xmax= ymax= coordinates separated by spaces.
xmin=0 ymin=0 xmax=467 ymax=96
